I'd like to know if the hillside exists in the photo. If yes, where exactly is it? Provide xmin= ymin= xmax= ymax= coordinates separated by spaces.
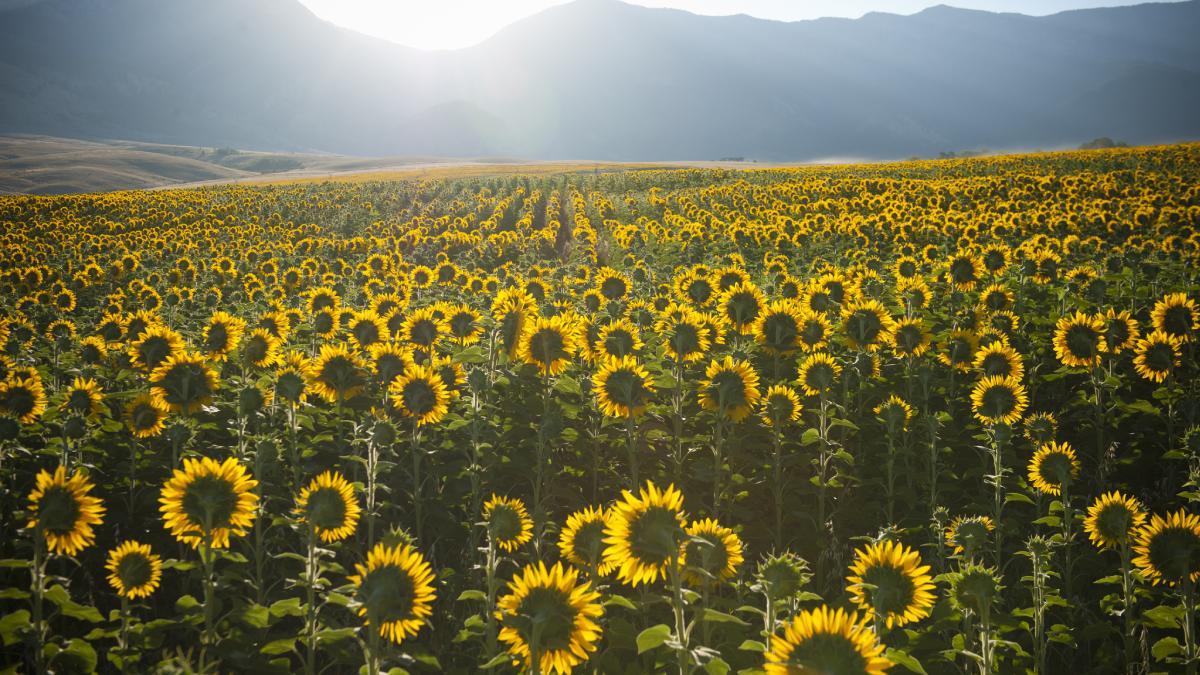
xmin=0 ymin=0 xmax=1198 ymax=160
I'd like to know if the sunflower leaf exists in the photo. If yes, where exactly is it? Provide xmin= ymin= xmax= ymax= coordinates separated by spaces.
xmin=636 ymin=624 xmax=673 ymax=654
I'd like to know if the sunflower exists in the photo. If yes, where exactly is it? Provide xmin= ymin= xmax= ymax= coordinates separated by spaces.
xmin=846 ymin=540 xmax=936 ymax=629
xmin=594 ymin=355 xmax=655 ymax=419
xmin=389 ymin=363 xmax=450 ymax=426
xmin=947 ymin=564 xmax=1002 ymax=619
xmin=593 ymin=319 xmax=643 ymax=361
xmin=1133 ymin=330 xmax=1183 ymax=384
xmin=496 ymin=562 xmax=604 ymax=674
xmin=945 ymin=516 xmax=995 ymax=561
xmin=1 ymin=374 xmax=49 ymax=424
xmin=159 ymin=456 xmax=259 ymax=549
xmin=841 ymin=298 xmax=896 ymax=352
xmin=1151 ymin=292 xmax=1198 ymax=343
xmin=558 ymin=506 xmax=613 ymax=575
xmin=1052 ymin=312 xmax=1107 ymax=369
xmin=518 ymin=315 xmax=579 ymax=376
xmin=763 ymin=605 xmax=891 ymax=675
xmin=148 ymin=352 xmax=219 ymax=415
xmin=973 ymin=343 xmax=1025 ymax=380
xmin=106 ymin=541 xmax=163 ymax=600
xmin=369 ymin=342 xmax=413 ymax=386
xmin=595 ymin=267 xmax=631 ymax=301
xmin=308 ymin=343 xmax=369 ymax=404
xmin=1023 ymin=412 xmax=1057 ymax=445
xmin=699 ymin=356 xmax=762 ymax=422
xmin=26 ymin=465 xmax=105 ymax=556
xmin=760 ymin=385 xmax=803 ymax=427
xmin=889 ymin=317 xmax=932 ymax=358
xmin=795 ymin=308 xmax=832 ymax=352
xmin=484 ymin=495 xmax=534 ymax=553
xmin=717 ymin=281 xmax=766 ymax=334
xmin=305 ymin=286 xmax=341 ymax=314
xmin=1027 ymin=441 xmax=1080 ymax=496
xmin=295 ymin=471 xmax=362 ymax=543
xmin=446 ymin=304 xmax=484 ymax=346
xmin=939 ymin=329 xmax=979 ymax=372
xmin=970 ymin=375 xmax=1028 ymax=426
xmin=797 ymin=352 xmax=841 ymax=397
xmin=398 ymin=306 xmax=446 ymax=350
xmin=1083 ymin=491 xmax=1146 ymax=551
xmin=61 ymin=376 xmax=104 ymax=420
xmin=348 ymin=542 xmax=437 ymax=644
xmin=655 ymin=308 xmax=711 ymax=363
xmin=79 ymin=336 xmax=109 ymax=365
xmin=126 ymin=324 xmax=184 ymax=373
xmin=1131 ymin=509 xmax=1200 ymax=588
xmin=979 ymin=284 xmax=1013 ymax=312
xmin=753 ymin=300 xmax=806 ymax=354
xmin=200 ymin=311 xmax=245 ymax=362
xmin=274 ymin=351 xmax=315 ymax=404
xmin=681 ymin=518 xmax=744 ymax=586
xmin=1102 ymin=309 xmax=1139 ymax=354
xmin=603 ymin=482 xmax=687 ymax=587
xmin=125 ymin=392 xmax=169 ymax=438
xmin=873 ymin=394 xmax=914 ymax=432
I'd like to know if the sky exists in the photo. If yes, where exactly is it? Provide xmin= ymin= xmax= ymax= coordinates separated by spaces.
xmin=296 ymin=0 xmax=1176 ymax=49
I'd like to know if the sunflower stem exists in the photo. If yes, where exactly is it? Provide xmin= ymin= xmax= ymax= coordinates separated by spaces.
xmin=485 ymin=536 xmax=499 ymax=659
xmin=304 ymin=526 xmax=319 ymax=675
xmin=1183 ymin=575 xmax=1197 ymax=675
xmin=411 ymin=423 xmax=424 ymax=544
xmin=119 ymin=595 xmax=131 ymax=664
xmin=1120 ymin=544 xmax=1140 ymax=675
xmin=711 ymin=415 xmax=725 ymax=518
xmin=31 ymin=525 xmax=46 ymax=673
xmin=669 ymin=556 xmax=690 ymax=675
xmin=771 ymin=424 xmax=785 ymax=551
xmin=625 ymin=416 xmax=639 ymax=490
xmin=200 ymin=529 xmax=217 ymax=667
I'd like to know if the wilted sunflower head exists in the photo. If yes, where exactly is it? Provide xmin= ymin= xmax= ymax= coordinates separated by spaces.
xmin=484 ymin=495 xmax=534 ymax=553
xmin=1083 ymin=491 xmax=1146 ymax=551
xmin=106 ymin=540 xmax=163 ymax=600
xmin=27 ymin=465 xmax=105 ymax=556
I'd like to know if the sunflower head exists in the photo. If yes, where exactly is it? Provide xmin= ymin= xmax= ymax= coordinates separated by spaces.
xmin=106 ymin=541 xmax=163 ymax=599
xmin=484 ymin=495 xmax=534 ymax=553
xmin=1131 ymin=510 xmax=1200 ymax=586
xmin=27 ymin=465 xmax=105 ymax=556
xmin=1133 ymin=330 xmax=1183 ymax=384
xmin=890 ymin=317 xmax=931 ymax=358
xmin=309 ymin=343 xmax=368 ymax=404
xmin=1027 ymin=441 xmax=1080 ymax=496
xmin=1023 ymin=412 xmax=1057 ymax=445
xmin=763 ymin=605 xmax=891 ymax=675
xmin=159 ymin=456 xmax=259 ymax=549
xmin=495 ymin=561 xmax=604 ymax=675
xmin=797 ymin=352 xmax=841 ymax=397
xmin=389 ymin=364 xmax=450 ymax=426
xmin=125 ymin=392 xmax=169 ymax=438
xmin=760 ymin=385 xmax=803 ymax=427
xmin=753 ymin=552 xmax=812 ymax=601
xmin=1151 ymin=292 xmax=1198 ymax=343
xmin=0 ymin=375 xmax=48 ymax=425
xmin=842 ymin=299 xmax=896 ymax=352
xmin=682 ymin=518 xmax=744 ymax=587
xmin=296 ymin=471 xmax=362 ymax=543
xmin=699 ymin=356 xmax=761 ymax=422
xmin=945 ymin=516 xmax=995 ymax=561
xmin=518 ymin=315 xmax=579 ymax=376
xmin=754 ymin=301 xmax=804 ymax=354
xmin=656 ymin=308 xmax=710 ymax=363
xmin=1083 ymin=491 xmax=1146 ymax=551
xmin=873 ymin=394 xmax=914 ymax=433
xmin=846 ymin=539 xmax=937 ymax=629
xmin=970 ymin=375 xmax=1028 ymax=427
xmin=973 ymin=343 xmax=1024 ymax=380
xmin=148 ymin=352 xmax=219 ymax=415
xmin=558 ymin=506 xmax=613 ymax=575
xmin=348 ymin=542 xmax=437 ymax=644
xmin=594 ymin=355 xmax=655 ymax=419
xmin=603 ymin=482 xmax=687 ymax=587
xmin=947 ymin=564 xmax=1002 ymax=620
xmin=1053 ymin=312 xmax=1107 ymax=369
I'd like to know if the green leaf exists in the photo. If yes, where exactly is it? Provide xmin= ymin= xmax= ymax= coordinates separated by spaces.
xmin=603 ymin=594 xmax=637 ymax=610
xmin=1141 ymin=604 xmax=1183 ymax=629
xmin=53 ymin=637 xmax=97 ymax=673
xmin=1004 ymin=492 xmax=1034 ymax=505
xmin=885 ymin=648 xmax=928 ymax=674
xmin=269 ymin=597 xmax=304 ymax=618
xmin=702 ymin=609 xmax=749 ymax=626
xmin=1151 ymin=636 xmax=1182 ymax=661
xmin=0 ymin=610 xmax=31 ymax=646
xmin=44 ymin=585 xmax=103 ymax=623
xmin=315 ymin=627 xmax=357 ymax=644
xmin=636 ymin=624 xmax=673 ymax=654
xmin=554 ymin=376 xmax=582 ymax=396
xmin=800 ymin=428 xmax=820 ymax=446
xmin=260 ymin=638 xmax=297 ymax=656
xmin=456 ymin=590 xmax=487 ymax=602
xmin=704 ymin=657 xmax=731 ymax=675
xmin=0 ymin=589 xmax=29 ymax=600
xmin=738 ymin=640 xmax=767 ymax=652
xmin=240 ymin=603 xmax=270 ymax=628
xmin=479 ymin=653 xmax=512 ymax=669
xmin=0 ymin=560 xmax=28 ymax=569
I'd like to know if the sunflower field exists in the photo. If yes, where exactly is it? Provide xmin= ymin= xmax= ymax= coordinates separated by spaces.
xmin=1 ymin=144 xmax=1199 ymax=674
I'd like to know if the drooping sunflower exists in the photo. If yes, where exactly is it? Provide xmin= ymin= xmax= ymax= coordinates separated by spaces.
xmin=603 ymin=482 xmax=687 ymax=587
xmin=1151 ymin=292 xmax=1198 ymax=343
xmin=308 ymin=343 xmax=369 ymax=404
xmin=558 ymin=506 xmax=613 ymax=575
xmin=1132 ymin=330 xmax=1183 ymax=384
xmin=26 ymin=465 xmax=105 ymax=556
xmin=1052 ymin=312 xmax=1107 ymax=369
xmin=200 ymin=311 xmax=245 ymax=362
xmin=61 ymin=376 xmax=104 ymax=420
xmin=970 ymin=375 xmax=1028 ymax=426
xmin=846 ymin=540 xmax=936 ymax=629
xmin=842 ymin=298 xmax=896 ymax=352
xmin=1083 ymin=491 xmax=1146 ymax=551
xmin=945 ymin=516 xmax=996 ymax=561
xmin=699 ymin=356 xmax=762 ymax=422
xmin=973 ymin=343 xmax=1025 ymax=380
xmin=125 ymin=392 xmax=169 ymax=438
xmin=148 ymin=351 xmax=219 ymax=415
xmin=797 ymin=352 xmax=841 ymax=397
xmin=348 ymin=542 xmax=437 ymax=644
xmin=681 ymin=518 xmax=744 ymax=586
xmin=106 ymin=541 xmax=163 ymax=600
xmin=1132 ymin=510 xmax=1200 ymax=587
xmin=159 ymin=456 xmax=258 ymax=549
xmin=753 ymin=300 xmax=806 ymax=354
xmin=484 ymin=495 xmax=534 ymax=553
xmin=0 ymin=374 xmax=49 ymax=424
xmin=517 ymin=315 xmax=580 ymax=376
xmin=763 ymin=605 xmax=891 ymax=675
xmin=1027 ymin=441 xmax=1080 ymax=496
xmin=760 ymin=385 xmax=803 ymax=427
xmin=295 ymin=471 xmax=362 ymax=543
xmin=594 ymin=355 xmax=655 ymax=419
xmin=389 ymin=363 xmax=450 ymax=426
xmin=496 ymin=561 xmax=604 ymax=674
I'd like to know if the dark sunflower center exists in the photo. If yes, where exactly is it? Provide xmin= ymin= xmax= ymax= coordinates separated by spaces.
xmin=138 ymin=336 xmax=173 ymax=370
xmin=181 ymin=474 xmax=240 ymax=531
xmin=862 ymin=564 xmax=916 ymax=615
xmin=787 ymin=633 xmax=868 ymax=673
xmin=1065 ymin=325 xmax=1101 ymax=359
xmin=845 ymin=310 xmax=884 ymax=345
xmin=899 ymin=260 xmax=917 ymax=277
xmin=1038 ymin=452 xmax=1074 ymax=486
xmin=950 ymin=258 xmax=977 ymax=283
xmin=685 ymin=534 xmax=729 ymax=577
xmin=955 ymin=523 xmax=990 ymax=555
xmin=709 ymin=371 xmax=749 ymax=409
xmin=1162 ymin=306 xmax=1193 ymax=337
xmin=669 ymin=324 xmax=701 ymax=357
xmin=359 ymin=564 xmax=416 ymax=624
xmin=600 ymin=277 xmax=627 ymax=300
xmin=157 ymin=362 xmax=214 ymax=406
xmin=809 ymin=292 xmax=834 ymax=313
xmin=686 ymin=279 xmax=713 ymax=304
xmin=317 ymin=356 xmax=363 ymax=394
xmin=627 ymin=506 xmax=683 ymax=564
xmin=488 ymin=505 xmax=523 ymax=543
xmin=1144 ymin=343 xmax=1175 ymax=372
xmin=450 ymin=313 xmax=477 ymax=338
xmin=604 ymin=369 xmax=648 ymax=408
xmin=130 ymin=401 xmax=161 ymax=430
xmin=314 ymin=313 xmax=335 ymax=335
xmin=724 ymin=292 xmax=760 ymax=326
xmin=1146 ymin=528 xmax=1200 ymax=582
xmin=353 ymin=321 xmax=381 ymax=347
xmin=603 ymin=330 xmax=636 ymax=358
xmin=205 ymin=323 xmax=230 ymax=352
xmin=311 ymin=293 xmax=336 ymax=311
xmin=529 ymin=329 xmax=567 ymax=365
xmin=1038 ymin=259 xmax=1058 ymax=279
xmin=571 ymin=520 xmax=607 ymax=565
xmin=306 ymin=487 xmax=348 ymax=531
xmin=717 ymin=272 xmax=743 ymax=291
xmin=67 ymin=389 xmax=93 ymax=414
xmin=765 ymin=395 xmax=795 ymax=423
xmin=984 ymin=251 xmax=1006 ymax=271
xmin=980 ymin=385 xmax=1016 ymax=418
xmin=245 ymin=336 xmax=270 ymax=364
xmin=1095 ymin=506 xmax=1134 ymax=544
xmin=512 ymin=587 xmax=576 ymax=651
xmin=1106 ymin=321 xmax=1130 ymax=348
xmin=949 ymin=339 xmax=974 ymax=365
xmin=984 ymin=291 xmax=1008 ymax=311
xmin=3 ymin=385 xmax=36 ymax=418
xmin=762 ymin=314 xmax=799 ymax=350
xmin=37 ymin=485 xmax=81 ymax=535
xmin=805 ymin=362 xmax=835 ymax=390
xmin=374 ymin=354 xmax=407 ymax=384
xmin=117 ymin=552 xmax=154 ymax=590
xmin=401 ymin=378 xmax=438 ymax=417
xmin=893 ymin=325 xmax=923 ymax=353
xmin=981 ymin=353 xmax=1013 ymax=377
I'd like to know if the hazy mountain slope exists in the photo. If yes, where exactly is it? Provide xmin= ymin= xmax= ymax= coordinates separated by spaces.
xmin=1 ymin=0 xmax=1198 ymax=160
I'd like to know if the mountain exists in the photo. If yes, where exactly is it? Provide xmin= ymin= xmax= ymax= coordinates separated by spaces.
xmin=1 ymin=0 xmax=1198 ymax=160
